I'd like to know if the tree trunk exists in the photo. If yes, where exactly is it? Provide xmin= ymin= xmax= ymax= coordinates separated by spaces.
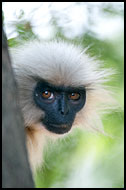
xmin=2 ymin=28 xmax=34 ymax=188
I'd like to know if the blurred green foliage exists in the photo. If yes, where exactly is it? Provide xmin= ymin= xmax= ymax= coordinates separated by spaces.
xmin=3 ymin=3 xmax=124 ymax=188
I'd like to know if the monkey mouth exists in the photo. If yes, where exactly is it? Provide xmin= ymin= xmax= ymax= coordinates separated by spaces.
xmin=44 ymin=123 xmax=72 ymax=134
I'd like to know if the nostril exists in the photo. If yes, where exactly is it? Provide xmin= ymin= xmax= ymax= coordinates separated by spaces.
xmin=60 ymin=109 xmax=69 ymax=115
xmin=61 ymin=110 xmax=65 ymax=115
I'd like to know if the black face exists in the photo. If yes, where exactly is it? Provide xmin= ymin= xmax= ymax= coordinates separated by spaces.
xmin=33 ymin=81 xmax=86 ymax=134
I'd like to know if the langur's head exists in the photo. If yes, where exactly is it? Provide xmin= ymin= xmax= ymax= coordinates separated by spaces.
xmin=11 ymin=40 xmax=115 ymax=135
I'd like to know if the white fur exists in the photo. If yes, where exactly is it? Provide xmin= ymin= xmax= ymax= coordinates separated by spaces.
xmin=10 ymin=40 xmax=116 ymax=172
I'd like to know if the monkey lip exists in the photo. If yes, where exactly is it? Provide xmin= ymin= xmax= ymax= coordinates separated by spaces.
xmin=45 ymin=123 xmax=72 ymax=134
xmin=51 ymin=124 xmax=67 ymax=128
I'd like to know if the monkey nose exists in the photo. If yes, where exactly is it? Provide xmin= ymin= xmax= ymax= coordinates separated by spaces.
xmin=59 ymin=96 xmax=69 ymax=115
xmin=60 ymin=105 xmax=69 ymax=115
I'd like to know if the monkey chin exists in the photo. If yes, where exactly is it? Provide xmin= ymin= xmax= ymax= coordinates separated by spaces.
xmin=43 ymin=123 xmax=73 ymax=135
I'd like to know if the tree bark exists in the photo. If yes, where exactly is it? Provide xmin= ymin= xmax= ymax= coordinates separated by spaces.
xmin=2 ymin=28 xmax=34 ymax=188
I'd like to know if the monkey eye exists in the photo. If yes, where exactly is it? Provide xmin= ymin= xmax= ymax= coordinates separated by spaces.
xmin=42 ymin=90 xmax=54 ymax=99
xmin=69 ymin=92 xmax=80 ymax=101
